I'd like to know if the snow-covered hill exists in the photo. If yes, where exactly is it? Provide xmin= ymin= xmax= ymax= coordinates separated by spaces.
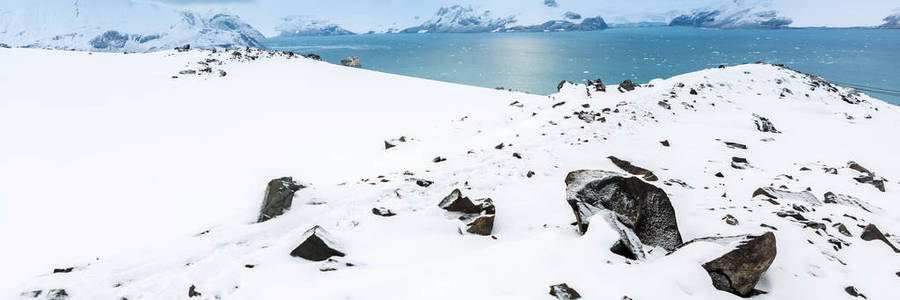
xmin=2 ymin=47 xmax=899 ymax=300
xmin=0 ymin=0 xmax=264 ymax=52
xmin=400 ymin=5 xmax=517 ymax=33
xmin=669 ymin=0 xmax=792 ymax=29
xmin=275 ymin=16 xmax=356 ymax=37
xmin=501 ymin=16 xmax=608 ymax=32
xmin=879 ymin=12 xmax=900 ymax=29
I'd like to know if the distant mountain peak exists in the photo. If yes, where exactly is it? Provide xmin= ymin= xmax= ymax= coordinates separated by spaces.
xmin=880 ymin=12 xmax=900 ymax=29
xmin=669 ymin=0 xmax=792 ymax=29
xmin=400 ymin=5 xmax=516 ymax=33
xmin=275 ymin=16 xmax=355 ymax=37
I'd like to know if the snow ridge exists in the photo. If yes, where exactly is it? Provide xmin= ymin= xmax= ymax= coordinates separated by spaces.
xmin=879 ymin=12 xmax=900 ymax=29
xmin=275 ymin=16 xmax=356 ymax=37
xmin=669 ymin=0 xmax=792 ymax=29
xmin=400 ymin=5 xmax=517 ymax=33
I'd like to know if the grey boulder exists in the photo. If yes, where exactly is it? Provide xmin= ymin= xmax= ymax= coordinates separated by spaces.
xmin=688 ymin=232 xmax=777 ymax=297
xmin=258 ymin=177 xmax=306 ymax=223
xmin=290 ymin=226 xmax=346 ymax=261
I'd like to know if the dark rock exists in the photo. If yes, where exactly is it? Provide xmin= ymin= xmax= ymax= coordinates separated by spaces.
xmin=724 ymin=141 xmax=747 ymax=149
xmin=549 ymin=283 xmax=581 ymax=300
xmin=607 ymin=156 xmax=658 ymax=181
xmin=854 ymin=175 xmax=886 ymax=192
xmin=175 ymin=44 xmax=191 ymax=52
xmin=0 ymin=43 xmax=11 ymax=48
xmin=698 ymin=232 xmax=777 ymax=297
xmin=660 ymin=140 xmax=670 ymax=147
xmin=715 ymin=172 xmax=725 ymax=178
xmin=844 ymin=286 xmax=867 ymax=298
xmin=494 ymin=143 xmax=505 ymax=150
xmin=663 ymin=179 xmax=694 ymax=189
xmin=218 ymin=70 xmax=227 ymax=77
xmin=618 ymin=80 xmax=637 ymax=92
xmin=565 ymin=170 xmax=682 ymax=258
xmin=188 ymin=285 xmax=201 ymax=298
xmin=513 ymin=152 xmax=523 ymax=159
xmin=731 ymin=157 xmax=751 ymax=169
xmin=52 ymin=267 xmax=74 ymax=274
xmin=760 ymin=223 xmax=778 ymax=230
xmin=290 ymin=226 xmax=346 ymax=261
xmin=44 ymin=289 xmax=68 ymax=300
xmin=553 ymin=101 xmax=566 ymax=108
xmin=319 ymin=258 xmax=355 ymax=272
xmin=384 ymin=140 xmax=396 ymax=149
xmin=244 ymin=264 xmax=255 ymax=268
xmin=723 ymin=214 xmax=739 ymax=225
xmin=752 ymin=114 xmax=780 ymax=133
xmin=658 ymin=101 xmax=671 ymax=110
xmin=718 ymin=65 xmax=726 ymax=69
xmin=372 ymin=207 xmax=396 ymax=217
xmin=433 ymin=156 xmax=447 ymax=163
xmin=257 ymin=177 xmax=305 ymax=223
xmin=689 ymin=88 xmax=698 ymax=95
xmin=848 ymin=161 xmax=874 ymax=176
xmin=833 ymin=223 xmax=852 ymax=237
xmin=527 ymin=170 xmax=536 ymax=178
xmin=587 ymin=78 xmax=606 ymax=92
xmin=775 ymin=210 xmax=807 ymax=221
xmin=415 ymin=179 xmax=434 ymax=187
xmin=752 ymin=187 xmax=820 ymax=206
xmin=465 ymin=214 xmax=495 ymax=235
xmin=439 ymin=189 xmax=486 ymax=214
xmin=340 ymin=56 xmax=361 ymax=67
xmin=824 ymin=192 xmax=873 ymax=212
xmin=302 ymin=53 xmax=322 ymax=61
xmin=860 ymin=224 xmax=900 ymax=253
xmin=178 ymin=70 xmax=197 ymax=75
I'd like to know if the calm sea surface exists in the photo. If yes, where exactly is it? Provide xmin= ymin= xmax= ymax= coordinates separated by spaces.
xmin=263 ymin=27 xmax=900 ymax=104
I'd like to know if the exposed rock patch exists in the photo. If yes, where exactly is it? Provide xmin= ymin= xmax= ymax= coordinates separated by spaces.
xmin=549 ymin=283 xmax=581 ymax=299
xmin=752 ymin=114 xmax=780 ymax=133
xmin=607 ymin=156 xmax=658 ymax=181
xmin=258 ymin=177 xmax=305 ymax=223
xmin=290 ymin=226 xmax=346 ymax=261
xmin=692 ymin=233 xmax=777 ymax=297
xmin=439 ymin=189 xmax=496 ymax=235
xmin=860 ymin=224 xmax=900 ymax=253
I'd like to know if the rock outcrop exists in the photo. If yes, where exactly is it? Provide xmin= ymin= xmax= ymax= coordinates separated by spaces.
xmin=439 ymin=189 xmax=496 ymax=235
xmin=565 ymin=170 xmax=682 ymax=259
xmin=752 ymin=114 xmax=780 ymax=133
xmin=290 ymin=226 xmax=346 ymax=261
xmin=683 ymin=232 xmax=777 ymax=297
xmin=258 ymin=177 xmax=305 ymax=223
xmin=860 ymin=224 xmax=900 ymax=253
xmin=549 ymin=283 xmax=581 ymax=299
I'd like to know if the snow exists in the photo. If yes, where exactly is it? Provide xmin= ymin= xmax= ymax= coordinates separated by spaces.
xmin=669 ymin=0 xmax=792 ymax=29
xmin=0 ymin=0 xmax=263 ymax=52
xmin=880 ymin=12 xmax=900 ymax=29
xmin=2 ymin=46 xmax=900 ymax=299
xmin=401 ymin=5 xmax=517 ymax=33
xmin=274 ymin=16 xmax=356 ymax=37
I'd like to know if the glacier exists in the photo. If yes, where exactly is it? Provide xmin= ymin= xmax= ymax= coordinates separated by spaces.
xmin=669 ymin=0 xmax=792 ymax=29
xmin=400 ymin=5 xmax=517 ymax=33
xmin=275 ymin=16 xmax=356 ymax=37
xmin=0 ymin=0 xmax=264 ymax=52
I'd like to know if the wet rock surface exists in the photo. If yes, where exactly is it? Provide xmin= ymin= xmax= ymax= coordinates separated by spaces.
xmin=258 ymin=177 xmax=306 ymax=223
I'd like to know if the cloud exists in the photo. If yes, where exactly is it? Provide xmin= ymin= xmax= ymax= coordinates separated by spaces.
xmin=153 ymin=0 xmax=254 ymax=3
xmin=564 ymin=11 xmax=581 ymax=20
xmin=543 ymin=0 xmax=559 ymax=8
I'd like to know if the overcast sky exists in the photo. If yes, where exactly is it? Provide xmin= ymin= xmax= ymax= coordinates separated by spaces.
xmin=152 ymin=0 xmax=900 ymax=36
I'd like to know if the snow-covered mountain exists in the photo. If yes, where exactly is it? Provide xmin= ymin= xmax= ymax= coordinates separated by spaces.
xmin=275 ymin=16 xmax=356 ymax=37
xmin=669 ymin=0 xmax=792 ymax=29
xmin=0 ymin=0 xmax=264 ymax=52
xmin=501 ymin=17 xmax=608 ymax=32
xmin=4 ymin=47 xmax=900 ymax=299
xmin=400 ymin=5 xmax=517 ymax=33
xmin=879 ymin=12 xmax=900 ymax=29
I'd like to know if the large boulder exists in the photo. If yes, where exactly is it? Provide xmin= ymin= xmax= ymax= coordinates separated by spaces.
xmin=565 ymin=170 xmax=682 ymax=258
xmin=290 ymin=226 xmax=346 ymax=261
xmin=257 ymin=177 xmax=305 ymax=223
xmin=689 ymin=232 xmax=777 ymax=297
xmin=861 ymin=224 xmax=900 ymax=253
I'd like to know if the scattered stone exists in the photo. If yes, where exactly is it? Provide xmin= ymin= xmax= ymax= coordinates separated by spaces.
xmin=552 ymin=101 xmax=566 ymax=108
xmin=658 ymin=101 xmax=671 ymax=110
xmin=565 ymin=170 xmax=682 ymax=259
xmin=696 ymin=233 xmax=777 ymax=297
xmin=854 ymin=175 xmax=886 ymax=192
xmin=607 ymin=156 xmax=658 ymax=181
xmin=244 ymin=264 xmax=255 ymax=268
xmin=731 ymin=157 xmax=751 ymax=169
xmin=752 ymin=114 xmax=780 ymax=133
xmin=860 ymin=224 xmax=900 ymax=253
xmin=723 ymin=214 xmax=739 ymax=225
xmin=760 ymin=223 xmax=778 ymax=231
xmin=384 ymin=136 xmax=408 ymax=149
xmin=318 ymin=258 xmax=355 ymax=272
xmin=415 ymin=179 xmax=433 ymax=187
xmin=257 ymin=177 xmax=305 ymax=223
xmin=833 ymin=223 xmax=852 ymax=237
xmin=587 ymin=78 xmax=606 ymax=92
xmin=188 ymin=285 xmax=201 ymax=297
xmin=509 ymin=101 xmax=524 ymax=108
xmin=175 ymin=44 xmax=191 ymax=52
xmin=618 ymin=80 xmax=637 ymax=92
xmin=690 ymin=88 xmax=698 ymax=95
xmin=433 ymin=156 xmax=447 ymax=163
xmin=372 ymin=207 xmax=396 ymax=217
xmin=663 ymin=179 xmax=694 ymax=189
xmin=557 ymin=80 xmax=574 ymax=91
xmin=0 ymin=43 xmax=11 ymax=48
xmin=513 ymin=152 xmax=523 ymax=159
xmin=844 ymin=286 xmax=867 ymax=299
xmin=753 ymin=187 xmax=820 ymax=206
xmin=340 ymin=56 xmax=362 ymax=68
xmin=45 ymin=289 xmax=68 ymax=300
xmin=714 ymin=172 xmax=725 ymax=178
xmin=218 ymin=70 xmax=227 ymax=77
xmin=302 ymin=53 xmax=322 ymax=61
xmin=847 ymin=161 xmax=874 ymax=176
xmin=52 ymin=267 xmax=74 ymax=274
xmin=549 ymin=283 xmax=581 ymax=300
xmin=290 ymin=226 xmax=346 ymax=261
xmin=776 ymin=210 xmax=807 ymax=221
xmin=527 ymin=170 xmax=536 ymax=178
xmin=660 ymin=140 xmax=670 ymax=147
xmin=178 ymin=70 xmax=197 ymax=75
xmin=495 ymin=143 xmax=505 ymax=150
xmin=724 ymin=141 xmax=747 ymax=149
xmin=439 ymin=189 xmax=496 ymax=235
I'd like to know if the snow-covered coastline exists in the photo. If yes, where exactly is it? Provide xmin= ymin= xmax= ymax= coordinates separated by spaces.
xmin=1 ymin=47 xmax=899 ymax=299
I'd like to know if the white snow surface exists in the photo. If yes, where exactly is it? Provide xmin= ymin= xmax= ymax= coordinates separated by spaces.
xmin=0 ymin=0 xmax=264 ymax=52
xmin=1 ymin=47 xmax=900 ymax=299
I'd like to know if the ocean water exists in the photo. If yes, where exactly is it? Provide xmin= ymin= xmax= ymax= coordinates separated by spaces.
xmin=263 ymin=27 xmax=900 ymax=104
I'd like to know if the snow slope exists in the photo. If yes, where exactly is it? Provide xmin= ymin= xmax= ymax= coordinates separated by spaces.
xmin=2 ymin=47 xmax=900 ymax=299
xmin=0 ymin=0 xmax=264 ymax=52
xmin=275 ymin=16 xmax=356 ymax=37
xmin=669 ymin=0 xmax=792 ymax=29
